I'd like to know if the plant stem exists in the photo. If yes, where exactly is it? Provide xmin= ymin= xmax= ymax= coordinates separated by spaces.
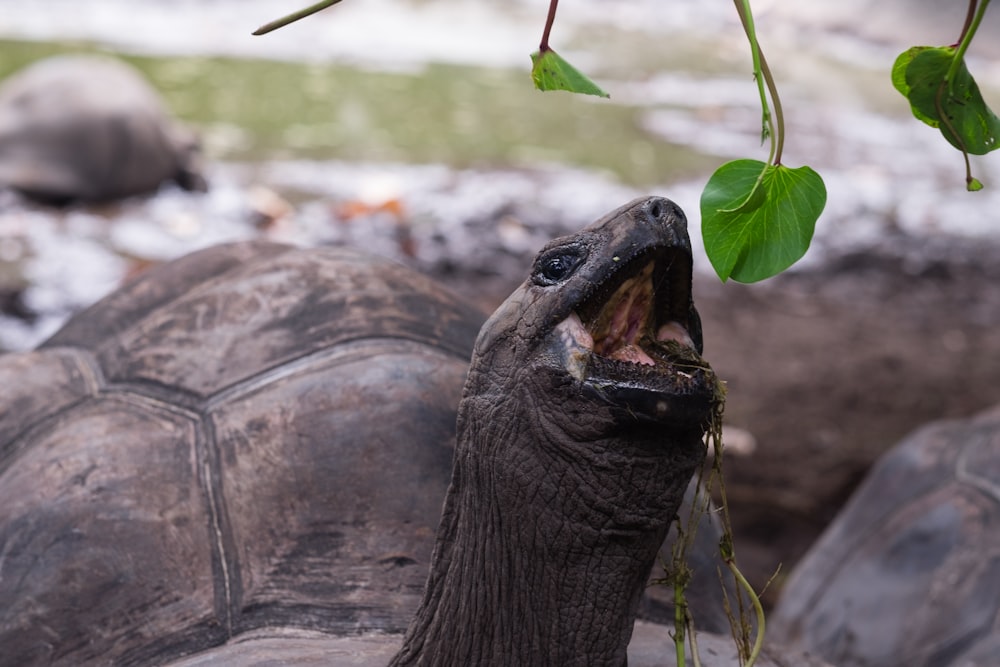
xmin=675 ymin=602 xmax=686 ymax=667
xmin=958 ymin=0 xmax=980 ymax=45
xmin=539 ymin=0 xmax=559 ymax=52
xmin=733 ymin=0 xmax=779 ymax=165
xmin=708 ymin=383 xmax=763 ymax=666
xmin=687 ymin=614 xmax=704 ymax=667
xmin=947 ymin=0 xmax=991 ymax=87
xmin=672 ymin=532 xmax=688 ymax=667
xmin=935 ymin=76 xmax=976 ymax=188
xmin=725 ymin=560 xmax=766 ymax=667
xmin=670 ymin=491 xmax=697 ymax=666
xmin=758 ymin=51 xmax=785 ymax=166
xmin=252 ymin=0 xmax=344 ymax=35
xmin=957 ymin=127 xmax=978 ymax=189
xmin=938 ymin=0 xmax=990 ymax=188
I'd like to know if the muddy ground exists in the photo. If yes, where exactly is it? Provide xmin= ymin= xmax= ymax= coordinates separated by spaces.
xmin=446 ymin=232 xmax=1000 ymax=606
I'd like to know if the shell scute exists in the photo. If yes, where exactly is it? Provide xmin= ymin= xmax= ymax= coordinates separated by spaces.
xmin=0 ymin=242 xmax=481 ymax=665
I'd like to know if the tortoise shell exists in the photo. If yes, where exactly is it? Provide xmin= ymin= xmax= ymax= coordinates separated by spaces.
xmin=0 ymin=241 xmax=482 ymax=664
xmin=0 ymin=54 xmax=205 ymax=203
xmin=772 ymin=405 xmax=1000 ymax=667
xmin=0 ymin=238 xmax=766 ymax=666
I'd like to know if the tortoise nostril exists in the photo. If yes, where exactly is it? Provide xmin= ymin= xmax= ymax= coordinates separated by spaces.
xmin=645 ymin=198 xmax=687 ymax=230
xmin=649 ymin=199 xmax=664 ymax=220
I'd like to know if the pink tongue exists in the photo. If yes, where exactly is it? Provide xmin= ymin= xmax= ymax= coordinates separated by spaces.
xmin=598 ymin=279 xmax=649 ymax=356
xmin=609 ymin=322 xmax=694 ymax=365
xmin=608 ymin=343 xmax=656 ymax=366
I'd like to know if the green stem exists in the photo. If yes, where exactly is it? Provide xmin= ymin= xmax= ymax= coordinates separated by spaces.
xmin=252 ymin=0 xmax=344 ymax=35
xmin=758 ymin=51 xmax=785 ymax=166
xmin=958 ymin=0 xmax=980 ymax=43
xmin=725 ymin=560 xmax=766 ymax=667
xmin=675 ymin=599 xmax=686 ymax=667
xmin=947 ymin=0 xmax=991 ymax=87
xmin=733 ymin=0 xmax=778 ymax=165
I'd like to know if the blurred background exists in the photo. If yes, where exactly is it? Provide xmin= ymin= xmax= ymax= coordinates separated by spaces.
xmin=1 ymin=0 xmax=999 ymax=605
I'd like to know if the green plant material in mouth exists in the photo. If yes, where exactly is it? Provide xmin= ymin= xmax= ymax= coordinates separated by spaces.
xmin=657 ymin=339 xmax=715 ymax=373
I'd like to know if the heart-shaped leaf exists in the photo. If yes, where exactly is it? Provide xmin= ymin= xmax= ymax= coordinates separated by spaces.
xmin=701 ymin=159 xmax=826 ymax=283
xmin=530 ymin=49 xmax=610 ymax=98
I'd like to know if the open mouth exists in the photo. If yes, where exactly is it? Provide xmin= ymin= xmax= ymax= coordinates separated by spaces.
xmin=553 ymin=247 xmax=713 ymax=416
xmin=584 ymin=250 xmax=696 ymax=363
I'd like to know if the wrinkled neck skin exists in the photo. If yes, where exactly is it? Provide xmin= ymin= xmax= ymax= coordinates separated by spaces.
xmin=390 ymin=347 xmax=707 ymax=667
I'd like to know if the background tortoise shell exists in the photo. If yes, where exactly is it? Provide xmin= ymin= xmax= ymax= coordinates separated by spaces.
xmin=0 ymin=54 xmax=204 ymax=203
xmin=772 ymin=404 xmax=1000 ymax=667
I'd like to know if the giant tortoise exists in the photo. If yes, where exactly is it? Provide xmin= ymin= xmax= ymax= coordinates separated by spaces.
xmin=0 ymin=197 xmax=827 ymax=666
xmin=772 ymin=403 xmax=1000 ymax=667
xmin=0 ymin=54 xmax=205 ymax=204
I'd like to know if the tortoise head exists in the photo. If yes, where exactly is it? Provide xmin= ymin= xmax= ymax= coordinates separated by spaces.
xmin=394 ymin=197 xmax=719 ymax=666
xmin=468 ymin=195 xmax=716 ymax=439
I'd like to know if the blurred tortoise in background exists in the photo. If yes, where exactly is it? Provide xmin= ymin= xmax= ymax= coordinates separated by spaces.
xmin=0 ymin=54 xmax=205 ymax=204
xmin=772 ymin=404 xmax=1000 ymax=667
xmin=0 ymin=197 xmax=823 ymax=666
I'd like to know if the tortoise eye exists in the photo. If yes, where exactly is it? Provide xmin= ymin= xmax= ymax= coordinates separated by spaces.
xmin=532 ymin=246 xmax=586 ymax=286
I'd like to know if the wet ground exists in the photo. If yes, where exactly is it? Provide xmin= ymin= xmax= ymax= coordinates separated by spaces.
xmin=2 ymin=0 xmax=999 ymax=605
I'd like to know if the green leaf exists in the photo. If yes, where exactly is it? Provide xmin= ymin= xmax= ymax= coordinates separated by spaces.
xmin=701 ymin=159 xmax=826 ymax=283
xmin=891 ymin=46 xmax=938 ymax=127
xmin=898 ymin=46 xmax=1000 ymax=155
xmin=530 ymin=49 xmax=610 ymax=99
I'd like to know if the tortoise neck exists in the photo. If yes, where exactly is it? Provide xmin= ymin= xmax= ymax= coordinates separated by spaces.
xmin=390 ymin=388 xmax=699 ymax=667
